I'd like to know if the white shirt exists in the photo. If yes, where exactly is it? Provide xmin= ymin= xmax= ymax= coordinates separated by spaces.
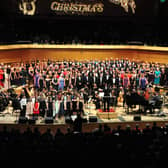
xmin=20 ymin=98 xmax=27 ymax=109
xmin=94 ymin=77 xmax=96 ymax=83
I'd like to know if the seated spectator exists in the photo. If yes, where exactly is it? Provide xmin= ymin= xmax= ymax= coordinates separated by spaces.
xmin=73 ymin=113 xmax=83 ymax=133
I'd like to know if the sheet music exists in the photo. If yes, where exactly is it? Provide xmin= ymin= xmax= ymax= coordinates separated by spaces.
xmin=99 ymin=92 xmax=104 ymax=98
xmin=71 ymin=115 xmax=77 ymax=121
xmin=88 ymin=97 xmax=92 ymax=103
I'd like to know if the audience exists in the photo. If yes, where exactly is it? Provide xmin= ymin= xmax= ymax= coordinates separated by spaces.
xmin=0 ymin=122 xmax=167 ymax=167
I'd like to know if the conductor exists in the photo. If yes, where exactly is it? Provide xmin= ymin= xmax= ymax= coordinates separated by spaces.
xmin=103 ymin=83 xmax=111 ymax=112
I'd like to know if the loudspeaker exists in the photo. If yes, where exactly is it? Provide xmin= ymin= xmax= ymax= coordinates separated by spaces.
xmin=45 ymin=117 xmax=53 ymax=124
xmin=28 ymin=118 xmax=36 ymax=124
xmin=19 ymin=116 xmax=28 ymax=124
xmin=89 ymin=116 xmax=97 ymax=123
xmin=65 ymin=116 xmax=73 ymax=124
xmin=133 ymin=115 xmax=141 ymax=121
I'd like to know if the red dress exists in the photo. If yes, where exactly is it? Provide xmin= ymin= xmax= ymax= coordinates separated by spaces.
xmin=0 ymin=69 xmax=4 ymax=87
xmin=120 ymin=73 xmax=124 ymax=80
xmin=33 ymin=102 xmax=40 ymax=115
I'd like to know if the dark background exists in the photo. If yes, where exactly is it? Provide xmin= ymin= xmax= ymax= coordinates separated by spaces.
xmin=0 ymin=0 xmax=161 ymax=18
xmin=0 ymin=0 xmax=167 ymax=45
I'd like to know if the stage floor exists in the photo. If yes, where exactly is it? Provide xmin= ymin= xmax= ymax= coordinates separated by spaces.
xmin=1 ymin=101 xmax=168 ymax=125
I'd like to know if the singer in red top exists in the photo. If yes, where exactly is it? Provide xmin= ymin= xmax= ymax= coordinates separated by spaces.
xmin=33 ymin=99 xmax=40 ymax=115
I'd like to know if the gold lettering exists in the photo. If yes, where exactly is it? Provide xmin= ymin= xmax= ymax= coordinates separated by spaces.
xmin=77 ymin=4 xmax=83 ymax=12
xmin=51 ymin=1 xmax=104 ymax=15
xmin=51 ymin=2 xmax=57 ymax=11
xmin=63 ymin=3 xmax=70 ymax=13
xmin=82 ymin=5 xmax=90 ymax=13
xmin=70 ymin=4 xmax=78 ymax=12
xmin=90 ymin=6 xmax=96 ymax=13
xmin=95 ymin=3 xmax=104 ymax=13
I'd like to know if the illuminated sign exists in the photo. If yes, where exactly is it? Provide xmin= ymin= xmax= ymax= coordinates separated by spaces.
xmin=51 ymin=1 xmax=104 ymax=15
xmin=18 ymin=0 xmax=137 ymax=16
xmin=19 ymin=0 xmax=37 ymax=16
xmin=108 ymin=0 xmax=136 ymax=14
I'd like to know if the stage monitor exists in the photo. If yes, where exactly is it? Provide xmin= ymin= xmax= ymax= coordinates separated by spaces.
xmin=133 ymin=115 xmax=141 ymax=121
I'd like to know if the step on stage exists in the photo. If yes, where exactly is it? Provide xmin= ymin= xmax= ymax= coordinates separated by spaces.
xmin=97 ymin=108 xmax=118 ymax=119
xmin=1 ymin=103 xmax=168 ymax=134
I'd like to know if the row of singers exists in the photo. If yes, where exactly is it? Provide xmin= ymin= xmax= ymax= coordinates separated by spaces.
xmin=12 ymin=95 xmax=84 ymax=119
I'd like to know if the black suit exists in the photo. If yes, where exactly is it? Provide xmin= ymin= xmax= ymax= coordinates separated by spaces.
xmin=103 ymin=86 xmax=111 ymax=111
xmin=83 ymin=76 xmax=92 ymax=89
xmin=73 ymin=115 xmax=83 ymax=132
xmin=77 ymin=101 xmax=84 ymax=114
xmin=72 ymin=100 xmax=77 ymax=112
xmin=98 ymin=75 xmax=104 ymax=88
xmin=93 ymin=76 xmax=99 ymax=86
xmin=104 ymin=74 xmax=112 ymax=85
xmin=76 ymin=76 xmax=83 ymax=90
xmin=115 ymin=76 xmax=120 ymax=88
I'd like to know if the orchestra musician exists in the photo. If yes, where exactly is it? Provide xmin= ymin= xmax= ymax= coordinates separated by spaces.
xmin=118 ymin=87 xmax=124 ymax=105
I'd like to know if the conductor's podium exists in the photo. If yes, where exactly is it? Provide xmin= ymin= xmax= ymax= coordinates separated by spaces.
xmin=97 ymin=109 xmax=118 ymax=119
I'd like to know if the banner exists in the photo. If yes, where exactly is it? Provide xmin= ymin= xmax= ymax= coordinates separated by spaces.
xmin=50 ymin=0 xmax=104 ymax=16
xmin=0 ymin=0 xmax=159 ymax=18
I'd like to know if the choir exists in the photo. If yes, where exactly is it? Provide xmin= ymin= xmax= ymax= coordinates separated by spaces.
xmin=0 ymin=58 xmax=167 ymax=119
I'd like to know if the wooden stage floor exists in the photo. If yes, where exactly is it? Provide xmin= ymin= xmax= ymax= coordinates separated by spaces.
xmin=1 ymin=102 xmax=168 ymax=134
xmin=1 ymin=101 xmax=168 ymax=125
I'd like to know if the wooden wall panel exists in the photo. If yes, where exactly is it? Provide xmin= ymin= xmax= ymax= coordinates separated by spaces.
xmin=0 ymin=47 xmax=168 ymax=63
xmin=0 ymin=120 xmax=168 ymax=134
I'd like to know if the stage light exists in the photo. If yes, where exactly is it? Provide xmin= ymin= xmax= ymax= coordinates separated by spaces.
xmin=160 ymin=0 xmax=166 ymax=3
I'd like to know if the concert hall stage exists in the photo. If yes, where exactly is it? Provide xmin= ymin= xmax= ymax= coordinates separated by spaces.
xmin=0 ymin=44 xmax=168 ymax=134
xmin=0 ymin=100 xmax=168 ymax=134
